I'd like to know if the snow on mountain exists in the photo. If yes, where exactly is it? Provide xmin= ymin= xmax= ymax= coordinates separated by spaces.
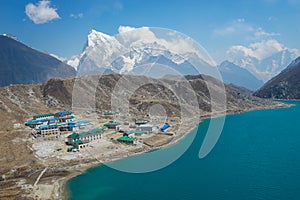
xmin=75 ymin=26 xmax=217 ymax=76
xmin=67 ymin=55 xmax=80 ymax=69
xmin=77 ymin=29 xmax=126 ymax=74
xmin=227 ymin=40 xmax=300 ymax=82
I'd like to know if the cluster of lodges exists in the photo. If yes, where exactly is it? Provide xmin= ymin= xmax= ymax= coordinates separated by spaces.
xmin=65 ymin=118 xmax=172 ymax=151
xmin=25 ymin=110 xmax=172 ymax=152
xmin=115 ymin=119 xmax=171 ymax=144
xmin=25 ymin=110 xmax=89 ymax=138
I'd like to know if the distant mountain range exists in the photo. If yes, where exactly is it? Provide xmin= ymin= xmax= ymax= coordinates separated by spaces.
xmin=0 ymin=35 xmax=76 ymax=87
xmin=228 ymin=49 xmax=299 ymax=82
xmin=217 ymin=61 xmax=264 ymax=90
xmin=70 ymin=28 xmax=300 ymax=91
xmin=254 ymin=56 xmax=300 ymax=99
xmin=1 ymin=28 xmax=298 ymax=92
xmin=71 ymin=28 xmax=217 ymax=77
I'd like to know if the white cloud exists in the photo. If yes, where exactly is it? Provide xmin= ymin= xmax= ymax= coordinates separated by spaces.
xmin=25 ymin=0 xmax=60 ymax=24
xmin=213 ymin=18 xmax=279 ymax=41
xmin=254 ymin=28 xmax=280 ymax=38
xmin=227 ymin=39 xmax=286 ymax=60
xmin=70 ymin=13 xmax=83 ymax=19
xmin=213 ymin=18 xmax=254 ymax=37
xmin=226 ymin=39 xmax=300 ymax=81
xmin=118 ymin=26 xmax=136 ymax=34
xmin=117 ymin=26 xmax=217 ymax=66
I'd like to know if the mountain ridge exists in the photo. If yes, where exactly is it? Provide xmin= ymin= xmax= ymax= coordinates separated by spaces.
xmin=0 ymin=35 xmax=76 ymax=87
xmin=228 ymin=49 xmax=299 ymax=82
xmin=75 ymin=28 xmax=216 ymax=77
xmin=254 ymin=56 xmax=300 ymax=99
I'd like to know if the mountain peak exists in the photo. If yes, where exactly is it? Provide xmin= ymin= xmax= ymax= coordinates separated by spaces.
xmin=87 ymin=29 xmax=114 ymax=47
xmin=76 ymin=27 xmax=218 ymax=75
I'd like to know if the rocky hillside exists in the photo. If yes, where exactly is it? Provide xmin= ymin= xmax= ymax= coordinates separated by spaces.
xmin=0 ymin=73 xmax=279 ymax=172
xmin=0 ymin=73 xmax=285 ymax=199
xmin=0 ymin=35 xmax=76 ymax=86
xmin=0 ymin=74 xmax=280 ymax=130
xmin=254 ymin=56 xmax=300 ymax=99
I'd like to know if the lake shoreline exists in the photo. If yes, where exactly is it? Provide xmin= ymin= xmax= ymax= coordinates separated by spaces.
xmin=59 ymin=102 xmax=291 ymax=200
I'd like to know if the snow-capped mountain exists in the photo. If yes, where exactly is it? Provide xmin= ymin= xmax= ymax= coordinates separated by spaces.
xmin=228 ymin=49 xmax=299 ymax=82
xmin=254 ymin=56 xmax=300 ymax=99
xmin=77 ymin=29 xmax=126 ymax=74
xmin=74 ymin=27 xmax=217 ymax=77
xmin=218 ymin=61 xmax=264 ymax=90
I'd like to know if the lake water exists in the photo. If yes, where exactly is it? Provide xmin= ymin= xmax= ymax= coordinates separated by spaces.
xmin=68 ymin=101 xmax=300 ymax=200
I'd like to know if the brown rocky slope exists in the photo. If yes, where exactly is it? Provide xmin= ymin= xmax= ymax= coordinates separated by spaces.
xmin=0 ymin=74 xmax=285 ymax=199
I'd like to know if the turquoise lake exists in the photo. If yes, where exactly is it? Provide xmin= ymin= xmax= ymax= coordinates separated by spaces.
xmin=68 ymin=101 xmax=300 ymax=200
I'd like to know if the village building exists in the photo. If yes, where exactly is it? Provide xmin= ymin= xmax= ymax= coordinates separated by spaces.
xmin=160 ymin=123 xmax=170 ymax=132
xmin=76 ymin=120 xmax=89 ymax=129
xmin=67 ymin=133 xmax=79 ymax=145
xmin=117 ymin=136 xmax=136 ymax=145
xmin=67 ymin=128 xmax=104 ymax=148
xmin=79 ymin=128 xmax=104 ymax=143
xmin=135 ymin=119 xmax=148 ymax=125
xmin=137 ymin=124 xmax=155 ymax=133
xmin=25 ymin=120 xmax=43 ymax=128
xmin=103 ymin=110 xmax=116 ymax=116
xmin=33 ymin=113 xmax=55 ymax=120
xmin=104 ymin=121 xmax=121 ymax=129
xmin=38 ymin=124 xmax=60 ymax=137
xmin=58 ymin=119 xmax=76 ymax=131
xmin=55 ymin=110 xmax=74 ymax=122
xmin=124 ymin=130 xmax=144 ymax=137
xmin=74 ymin=139 xmax=89 ymax=150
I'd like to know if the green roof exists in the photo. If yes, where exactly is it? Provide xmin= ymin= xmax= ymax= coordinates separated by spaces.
xmin=89 ymin=128 xmax=104 ymax=134
xmin=104 ymin=121 xmax=120 ymax=126
xmin=75 ymin=140 xmax=83 ymax=145
xmin=103 ymin=111 xmax=118 ymax=115
xmin=68 ymin=133 xmax=79 ymax=139
xmin=117 ymin=136 xmax=136 ymax=142
xmin=25 ymin=121 xmax=41 ymax=125
xmin=79 ymin=132 xmax=89 ymax=138
xmin=33 ymin=113 xmax=55 ymax=119
xmin=78 ymin=128 xmax=103 ymax=138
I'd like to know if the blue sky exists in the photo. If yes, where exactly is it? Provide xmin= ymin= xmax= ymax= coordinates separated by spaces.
xmin=1 ymin=0 xmax=300 ymax=63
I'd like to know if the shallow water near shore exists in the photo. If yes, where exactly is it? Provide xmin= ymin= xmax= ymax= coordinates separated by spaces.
xmin=68 ymin=101 xmax=300 ymax=200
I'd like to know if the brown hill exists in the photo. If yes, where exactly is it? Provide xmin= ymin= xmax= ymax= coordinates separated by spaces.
xmin=0 ymin=74 xmax=283 ymax=199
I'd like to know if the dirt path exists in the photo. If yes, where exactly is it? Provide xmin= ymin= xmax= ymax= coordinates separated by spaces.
xmin=34 ymin=167 xmax=48 ymax=187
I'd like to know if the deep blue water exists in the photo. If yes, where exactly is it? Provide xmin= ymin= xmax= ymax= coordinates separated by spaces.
xmin=68 ymin=101 xmax=300 ymax=200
